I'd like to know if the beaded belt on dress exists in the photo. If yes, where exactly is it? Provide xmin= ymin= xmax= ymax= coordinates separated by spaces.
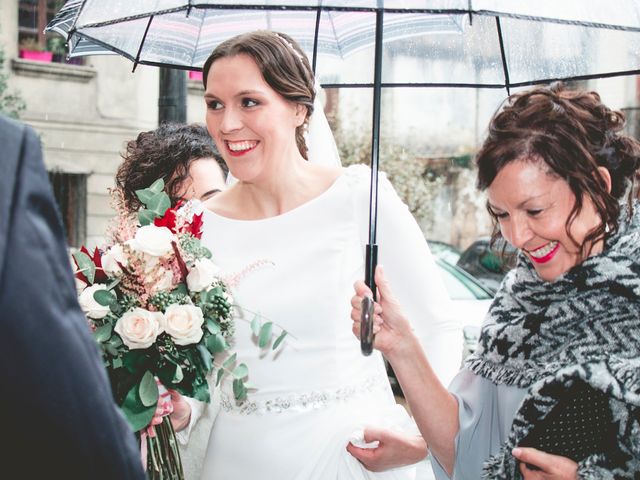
xmin=220 ymin=373 xmax=389 ymax=415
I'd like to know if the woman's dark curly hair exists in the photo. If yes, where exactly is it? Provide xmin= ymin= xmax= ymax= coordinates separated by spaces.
xmin=116 ymin=123 xmax=227 ymax=212
xmin=476 ymin=82 xmax=640 ymax=258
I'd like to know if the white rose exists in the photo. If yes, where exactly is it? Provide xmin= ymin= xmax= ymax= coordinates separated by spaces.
xmin=75 ymin=277 xmax=87 ymax=295
xmin=102 ymin=244 xmax=128 ymax=276
xmin=128 ymin=225 xmax=174 ymax=257
xmin=186 ymin=258 xmax=220 ymax=292
xmin=114 ymin=308 xmax=164 ymax=350
xmin=78 ymin=284 xmax=111 ymax=319
xmin=163 ymin=304 xmax=204 ymax=346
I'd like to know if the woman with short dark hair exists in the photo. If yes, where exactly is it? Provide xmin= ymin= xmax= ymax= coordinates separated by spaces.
xmin=116 ymin=122 xmax=227 ymax=211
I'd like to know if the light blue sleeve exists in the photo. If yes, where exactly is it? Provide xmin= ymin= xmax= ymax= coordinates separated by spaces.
xmin=430 ymin=369 xmax=527 ymax=479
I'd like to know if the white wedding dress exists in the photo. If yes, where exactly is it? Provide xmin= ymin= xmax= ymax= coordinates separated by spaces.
xmin=196 ymin=164 xmax=461 ymax=480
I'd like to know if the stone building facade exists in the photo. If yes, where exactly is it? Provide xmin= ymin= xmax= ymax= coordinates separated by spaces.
xmin=1 ymin=0 xmax=207 ymax=248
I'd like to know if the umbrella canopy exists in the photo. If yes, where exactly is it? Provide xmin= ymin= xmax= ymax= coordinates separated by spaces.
xmin=47 ymin=0 xmax=640 ymax=354
xmin=48 ymin=1 xmax=640 ymax=88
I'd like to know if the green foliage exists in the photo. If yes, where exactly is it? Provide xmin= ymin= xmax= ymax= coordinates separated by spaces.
xmin=93 ymin=324 xmax=112 ymax=343
xmin=258 ymin=322 xmax=273 ymax=348
xmin=272 ymin=330 xmax=288 ymax=350
xmin=330 ymin=112 xmax=446 ymax=234
xmin=93 ymin=288 xmax=117 ymax=308
xmin=121 ymin=373 xmax=157 ymax=432
xmin=179 ymin=234 xmax=212 ymax=260
xmin=46 ymin=36 xmax=66 ymax=56
xmin=0 ymin=42 xmax=25 ymax=119
xmin=135 ymin=179 xmax=171 ymax=224
xmin=139 ymin=371 xmax=159 ymax=407
xmin=72 ymin=251 xmax=96 ymax=284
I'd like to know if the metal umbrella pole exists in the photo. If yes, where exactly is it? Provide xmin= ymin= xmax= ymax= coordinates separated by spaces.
xmin=361 ymin=5 xmax=383 ymax=356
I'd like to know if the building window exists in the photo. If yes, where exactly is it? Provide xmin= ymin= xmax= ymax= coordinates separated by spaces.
xmin=48 ymin=171 xmax=87 ymax=247
xmin=18 ymin=0 xmax=83 ymax=65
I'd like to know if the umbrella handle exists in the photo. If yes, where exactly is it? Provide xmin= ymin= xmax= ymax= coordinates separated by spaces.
xmin=361 ymin=244 xmax=378 ymax=355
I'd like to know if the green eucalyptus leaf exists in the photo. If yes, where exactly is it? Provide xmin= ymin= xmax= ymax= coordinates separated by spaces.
xmin=112 ymin=357 xmax=123 ymax=369
xmin=272 ymin=330 xmax=288 ymax=350
xmin=110 ymin=304 xmax=123 ymax=316
xmin=216 ymin=368 xmax=224 ymax=386
xmin=135 ymin=188 xmax=156 ymax=206
xmin=155 ymin=365 xmax=175 ymax=389
xmin=173 ymin=365 xmax=184 ymax=384
xmin=105 ymin=344 xmax=119 ymax=356
xmin=94 ymin=323 xmax=112 ymax=343
xmin=250 ymin=315 xmax=261 ymax=337
xmin=138 ymin=209 xmax=156 ymax=226
xmin=197 ymin=344 xmax=212 ymax=371
xmin=73 ymin=251 xmax=95 ymax=284
xmin=139 ymin=371 xmax=159 ymax=407
xmin=232 ymin=363 xmax=248 ymax=380
xmin=233 ymin=378 xmax=247 ymax=401
xmin=120 ymin=381 xmax=156 ymax=432
xmin=207 ymin=286 xmax=223 ymax=303
xmin=147 ymin=192 xmax=170 ymax=216
xmin=258 ymin=322 xmax=273 ymax=348
xmin=171 ymin=283 xmax=188 ymax=299
xmin=93 ymin=289 xmax=117 ymax=307
xmin=123 ymin=350 xmax=147 ymax=373
xmin=206 ymin=333 xmax=228 ymax=354
xmin=222 ymin=353 xmax=237 ymax=370
xmin=157 ymin=195 xmax=171 ymax=216
xmin=148 ymin=178 xmax=165 ymax=194
xmin=192 ymin=382 xmax=210 ymax=403
xmin=206 ymin=319 xmax=221 ymax=335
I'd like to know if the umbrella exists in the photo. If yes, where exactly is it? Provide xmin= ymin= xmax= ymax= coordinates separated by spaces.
xmin=47 ymin=0 xmax=640 ymax=354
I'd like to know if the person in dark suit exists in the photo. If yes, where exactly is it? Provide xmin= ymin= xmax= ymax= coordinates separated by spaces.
xmin=0 ymin=115 xmax=146 ymax=479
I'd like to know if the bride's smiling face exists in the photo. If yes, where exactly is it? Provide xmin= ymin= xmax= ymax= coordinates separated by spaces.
xmin=204 ymin=54 xmax=306 ymax=183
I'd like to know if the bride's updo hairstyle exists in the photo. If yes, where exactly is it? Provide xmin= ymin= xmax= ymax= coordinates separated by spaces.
xmin=202 ymin=30 xmax=315 ymax=160
xmin=476 ymin=82 xmax=640 ymax=257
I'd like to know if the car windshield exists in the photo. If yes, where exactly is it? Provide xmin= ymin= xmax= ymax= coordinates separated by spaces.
xmin=436 ymin=259 xmax=493 ymax=300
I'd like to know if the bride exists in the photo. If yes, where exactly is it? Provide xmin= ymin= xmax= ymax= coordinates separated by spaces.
xmin=173 ymin=30 xmax=462 ymax=479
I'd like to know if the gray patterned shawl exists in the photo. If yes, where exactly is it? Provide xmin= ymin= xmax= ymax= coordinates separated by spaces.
xmin=465 ymin=204 xmax=640 ymax=479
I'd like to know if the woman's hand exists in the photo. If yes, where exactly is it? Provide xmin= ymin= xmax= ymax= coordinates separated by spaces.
xmin=168 ymin=389 xmax=191 ymax=432
xmin=350 ymin=265 xmax=415 ymax=358
xmin=513 ymin=447 xmax=578 ymax=479
xmin=346 ymin=427 xmax=427 ymax=472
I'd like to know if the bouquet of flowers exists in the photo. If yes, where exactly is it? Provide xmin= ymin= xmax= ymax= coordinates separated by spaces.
xmin=72 ymin=180 xmax=282 ymax=479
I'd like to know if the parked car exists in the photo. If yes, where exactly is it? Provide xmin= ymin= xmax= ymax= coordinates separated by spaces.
xmin=426 ymin=239 xmax=462 ymax=266
xmin=456 ymin=237 xmax=517 ymax=294
xmin=432 ymin=257 xmax=493 ymax=360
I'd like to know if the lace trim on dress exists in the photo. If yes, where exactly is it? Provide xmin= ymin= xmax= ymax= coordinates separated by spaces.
xmin=220 ymin=373 xmax=389 ymax=415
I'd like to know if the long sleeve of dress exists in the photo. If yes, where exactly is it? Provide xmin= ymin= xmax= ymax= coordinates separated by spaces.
xmin=430 ymin=369 xmax=527 ymax=479
xmin=350 ymin=165 xmax=463 ymax=386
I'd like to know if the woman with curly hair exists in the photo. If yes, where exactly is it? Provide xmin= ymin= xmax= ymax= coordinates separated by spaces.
xmin=116 ymin=122 xmax=227 ymax=212
xmin=115 ymin=122 xmax=227 ymax=480
xmin=352 ymin=82 xmax=640 ymax=479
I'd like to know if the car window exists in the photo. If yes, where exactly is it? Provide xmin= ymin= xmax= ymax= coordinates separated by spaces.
xmin=436 ymin=260 xmax=493 ymax=300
